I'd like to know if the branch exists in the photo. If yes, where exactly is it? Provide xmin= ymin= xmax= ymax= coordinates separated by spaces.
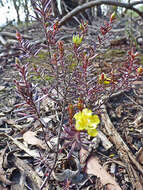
xmin=58 ymin=0 xmax=143 ymax=27
xmin=130 ymin=0 xmax=143 ymax=6
xmin=0 ymin=31 xmax=32 ymax=40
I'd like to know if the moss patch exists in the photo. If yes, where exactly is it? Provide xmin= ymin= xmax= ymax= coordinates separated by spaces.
xmin=26 ymin=51 xmax=50 ymax=65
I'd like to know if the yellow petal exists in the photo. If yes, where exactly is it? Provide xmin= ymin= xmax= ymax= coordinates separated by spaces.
xmin=74 ymin=109 xmax=100 ymax=134
xmin=103 ymin=79 xmax=111 ymax=85
xmin=90 ymin=115 xmax=100 ymax=125
xmin=75 ymin=120 xmax=86 ymax=130
xmin=74 ymin=111 xmax=82 ymax=120
xmin=82 ymin=108 xmax=92 ymax=116
xmin=87 ymin=128 xmax=98 ymax=137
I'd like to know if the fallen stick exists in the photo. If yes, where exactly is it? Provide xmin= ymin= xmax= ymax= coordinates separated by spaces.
xmin=0 ymin=31 xmax=32 ymax=40
xmin=101 ymin=104 xmax=143 ymax=189
xmin=97 ymin=130 xmax=113 ymax=150
xmin=58 ymin=0 xmax=143 ymax=26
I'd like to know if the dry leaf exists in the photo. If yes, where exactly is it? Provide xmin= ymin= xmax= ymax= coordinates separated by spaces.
xmin=6 ymin=134 xmax=39 ymax=158
xmin=79 ymin=147 xmax=90 ymax=164
xmin=23 ymin=131 xmax=46 ymax=149
xmin=115 ymin=105 xmax=122 ymax=118
xmin=86 ymin=156 xmax=122 ymax=190
xmin=0 ymin=149 xmax=12 ymax=186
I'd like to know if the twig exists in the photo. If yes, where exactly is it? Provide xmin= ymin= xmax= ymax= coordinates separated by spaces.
xmin=58 ymin=0 xmax=143 ymax=27
xmin=40 ymin=106 xmax=66 ymax=190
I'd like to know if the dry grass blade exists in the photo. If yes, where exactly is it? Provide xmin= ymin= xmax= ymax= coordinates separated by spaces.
xmin=23 ymin=131 xmax=46 ymax=149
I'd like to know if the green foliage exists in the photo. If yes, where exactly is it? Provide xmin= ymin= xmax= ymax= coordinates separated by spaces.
xmin=37 ymin=51 xmax=49 ymax=59
xmin=44 ymin=75 xmax=54 ymax=81
xmin=31 ymin=73 xmax=42 ymax=82
xmin=26 ymin=51 xmax=50 ymax=65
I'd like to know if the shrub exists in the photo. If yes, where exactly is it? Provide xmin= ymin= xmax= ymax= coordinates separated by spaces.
xmin=14 ymin=0 xmax=142 ymax=188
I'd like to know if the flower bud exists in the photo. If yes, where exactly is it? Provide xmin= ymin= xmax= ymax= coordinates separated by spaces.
xmin=99 ymin=73 xmax=111 ymax=85
xmin=137 ymin=66 xmax=143 ymax=75
xmin=53 ymin=21 xmax=59 ymax=31
xmin=110 ymin=12 xmax=116 ymax=23
xmin=77 ymin=98 xmax=84 ymax=111
xmin=72 ymin=34 xmax=83 ymax=46
xmin=15 ymin=57 xmax=20 ymax=65
xmin=68 ymin=104 xmax=73 ymax=117
xmin=16 ymin=31 xmax=22 ymax=41
xmin=79 ymin=23 xmax=84 ymax=31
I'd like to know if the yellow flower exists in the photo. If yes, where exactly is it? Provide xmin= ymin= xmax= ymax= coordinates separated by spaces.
xmin=74 ymin=108 xmax=100 ymax=137
xmin=74 ymin=108 xmax=92 ymax=130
